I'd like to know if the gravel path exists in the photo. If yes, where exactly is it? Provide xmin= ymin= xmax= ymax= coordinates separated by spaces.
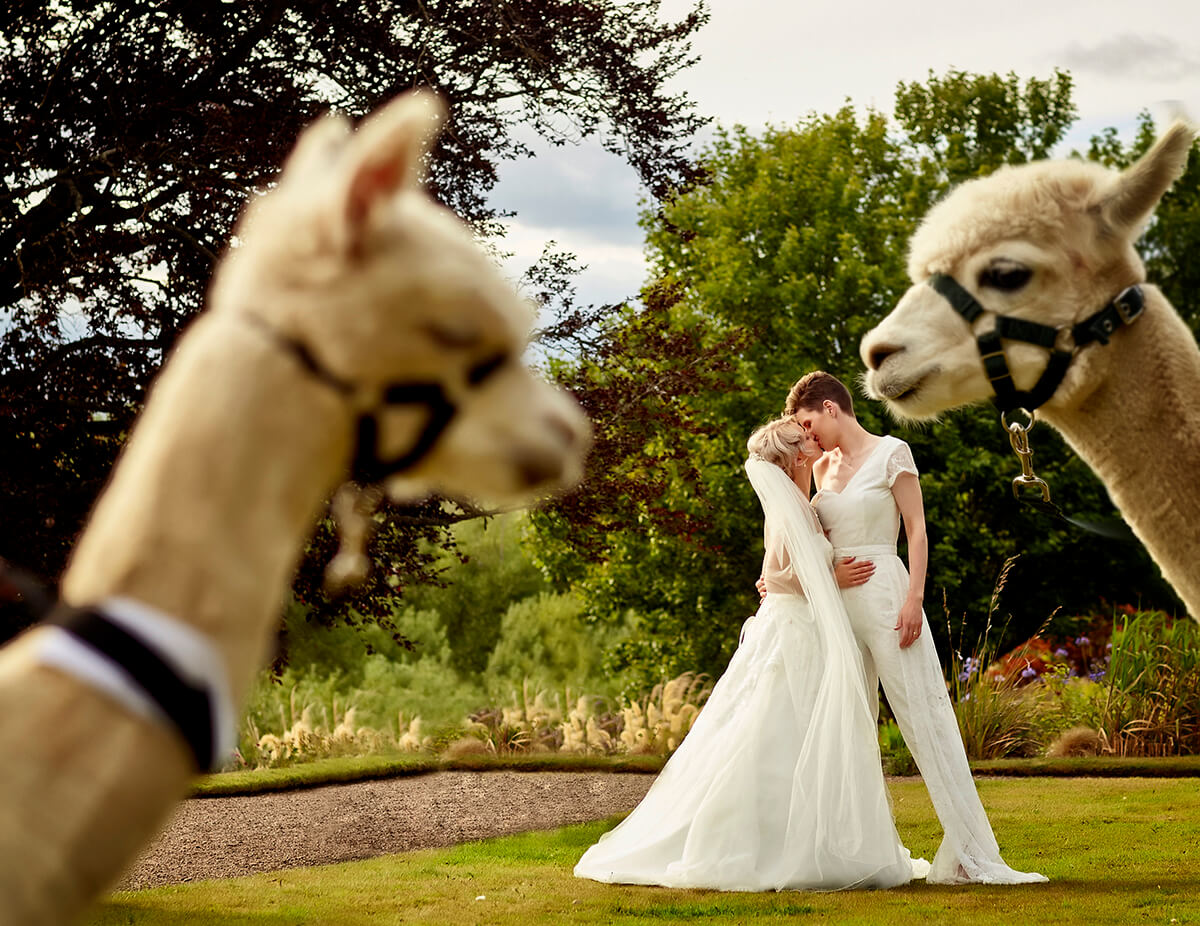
xmin=117 ymin=770 xmax=655 ymax=890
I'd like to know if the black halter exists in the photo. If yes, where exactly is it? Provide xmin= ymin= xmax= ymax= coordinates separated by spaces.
xmin=928 ymin=274 xmax=1145 ymax=414
xmin=245 ymin=315 xmax=492 ymax=485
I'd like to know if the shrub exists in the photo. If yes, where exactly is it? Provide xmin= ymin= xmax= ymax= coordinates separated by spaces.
xmin=1002 ymin=608 xmax=1200 ymax=757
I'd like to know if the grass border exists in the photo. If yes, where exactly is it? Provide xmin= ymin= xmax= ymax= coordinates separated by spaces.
xmin=193 ymin=752 xmax=665 ymax=797
xmin=195 ymin=751 xmax=1200 ymax=798
xmin=969 ymin=755 xmax=1200 ymax=777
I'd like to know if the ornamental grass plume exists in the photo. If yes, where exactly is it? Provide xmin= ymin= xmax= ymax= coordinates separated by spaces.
xmin=562 ymin=695 xmax=617 ymax=754
xmin=1045 ymin=725 xmax=1105 ymax=758
xmin=454 ymin=672 xmax=711 ymax=757
xmin=396 ymin=713 xmax=431 ymax=752
xmin=621 ymin=672 xmax=712 ymax=754
xmin=248 ymin=697 xmax=427 ymax=767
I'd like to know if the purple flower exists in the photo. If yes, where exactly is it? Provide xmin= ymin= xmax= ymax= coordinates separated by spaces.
xmin=1075 ymin=636 xmax=1090 ymax=646
xmin=1088 ymin=668 xmax=1106 ymax=682
xmin=1054 ymin=647 xmax=1069 ymax=658
xmin=1020 ymin=666 xmax=1038 ymax=679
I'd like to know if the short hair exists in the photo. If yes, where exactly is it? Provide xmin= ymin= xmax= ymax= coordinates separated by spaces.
xmin=783 ymin=371 xmax=854 ymax=418
xmin=747 ymin=417 xmax=807 ymax=471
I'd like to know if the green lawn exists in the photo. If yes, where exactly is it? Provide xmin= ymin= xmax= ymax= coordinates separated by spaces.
xmin=92 ymin=778 xmax=1200 ymax=925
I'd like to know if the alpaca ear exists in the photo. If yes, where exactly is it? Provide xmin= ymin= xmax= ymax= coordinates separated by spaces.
xmin=335 ymin=90 xmax=447 ymax=252
xmin=1097 ymin=118 xmax=1196 ymax=237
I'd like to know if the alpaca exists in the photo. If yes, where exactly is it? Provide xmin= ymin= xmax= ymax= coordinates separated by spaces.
xmin=859 ymin=118 xmax=1199 ymax=621
xmin=0 ymin=91 xmax=589 ymax=925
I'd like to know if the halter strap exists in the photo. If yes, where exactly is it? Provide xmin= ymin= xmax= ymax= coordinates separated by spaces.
xmin=242 ymin=314 xmax=496 ymax=485
xmin=927 ymin=273 xmax=1144 ymax=413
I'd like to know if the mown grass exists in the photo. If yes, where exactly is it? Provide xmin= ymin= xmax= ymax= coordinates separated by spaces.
xmin=196 ymin=751 xmax=1200 ymax=798
xmin=92 ymin=778 xmax=1200 ymax=925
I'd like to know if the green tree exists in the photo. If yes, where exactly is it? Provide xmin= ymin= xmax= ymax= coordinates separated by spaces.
xmin=398 ymin=514 xmax=548 ymax=676
xmin=533 ymin=71 xmax=1182 ymax=685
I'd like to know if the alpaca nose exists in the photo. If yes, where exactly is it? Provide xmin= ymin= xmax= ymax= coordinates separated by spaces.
xmin=515 ymin=447 xmax=566 ymax=487
xmin=545 ymin=411 xmax=583 ymax=449
xmin=866 ymin=342 xmax=905 ymax=371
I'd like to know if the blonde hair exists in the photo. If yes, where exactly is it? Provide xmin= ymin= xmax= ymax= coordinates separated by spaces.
xmin=747 ymin=417 xmax=808 ymax=471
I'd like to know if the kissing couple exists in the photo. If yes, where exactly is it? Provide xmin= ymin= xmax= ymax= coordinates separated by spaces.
xmin=575 ymin=371 xmax=1047 ymax=891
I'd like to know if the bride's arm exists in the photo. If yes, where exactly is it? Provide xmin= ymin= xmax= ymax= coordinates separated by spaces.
xmin=762 ymin=523 xmax=806 ymax=598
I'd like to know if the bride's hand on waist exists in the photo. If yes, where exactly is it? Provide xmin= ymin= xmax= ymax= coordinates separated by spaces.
xmin=834 ymin=556 xmax=874 ymax=588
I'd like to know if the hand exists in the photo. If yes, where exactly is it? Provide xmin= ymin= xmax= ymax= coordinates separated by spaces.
xmin=895 ymin=598 xmax=924 ymax=649
xmin=834 ymin=556 xmax=874 ymax=589
xmin=756 ymin=574 xmax=767 ymax=600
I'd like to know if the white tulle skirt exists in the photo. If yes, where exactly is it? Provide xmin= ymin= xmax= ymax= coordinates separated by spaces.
xmin=574 ymin=593 xmax=927 ymax=891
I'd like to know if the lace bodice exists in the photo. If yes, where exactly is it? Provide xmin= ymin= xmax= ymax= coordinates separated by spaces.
xmin=813 ymin=436 xmax=917 ymax=551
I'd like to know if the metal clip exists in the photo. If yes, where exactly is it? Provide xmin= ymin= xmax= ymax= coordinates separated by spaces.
xmin=1001 ymin=408 xmax=1052 ymax=503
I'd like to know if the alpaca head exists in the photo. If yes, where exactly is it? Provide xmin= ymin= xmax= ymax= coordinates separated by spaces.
xmin=210 ymin=91 xmax=589 ymax=504
xmin=860 ymin=119 xmax=1196 ymax=421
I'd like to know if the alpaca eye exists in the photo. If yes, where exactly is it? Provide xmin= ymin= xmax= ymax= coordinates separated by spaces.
xmin=467 ymin=352 xmax=509 ymax=386
xmin=978 ymin=264 xmax=1032 ymax=292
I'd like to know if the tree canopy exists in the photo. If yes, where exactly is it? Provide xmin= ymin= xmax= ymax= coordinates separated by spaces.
xmin=531 ymin=70 xmax=1193 ymax=687
xmin=0 ymin=0 xmax=708 ymax=639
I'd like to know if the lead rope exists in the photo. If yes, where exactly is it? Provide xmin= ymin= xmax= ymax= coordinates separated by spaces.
xmin=1001 ymin=409 xmax=1136 ymax=542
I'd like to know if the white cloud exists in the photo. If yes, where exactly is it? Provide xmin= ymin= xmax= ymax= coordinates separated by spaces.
xmin=499 ymin=217 xmax=648 ymax=308
xmin=1056 ymin=34 xmax=1200 ymax=83
xmin=495 ymin=0 xmax=1200 ymax=308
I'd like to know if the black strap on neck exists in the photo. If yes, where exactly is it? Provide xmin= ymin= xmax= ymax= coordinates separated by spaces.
xmin=48 ymin=605 xmax=216 ymax=769
xmin=928 ymin=274 xmax=1144 ymax=414
xmin=929 ymin=275 xmax=1145 ymax=542
xmin=1072 ymin=285 xmax=1145 ymax=347
xmin=245 ymin=313 xmax=356 ymax=398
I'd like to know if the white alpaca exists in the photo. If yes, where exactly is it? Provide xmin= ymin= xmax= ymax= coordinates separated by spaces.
xmin=860 ymin=119 xmax=1199 ymax=620
xmin=0 ymin=91 xmax=589 ymax=925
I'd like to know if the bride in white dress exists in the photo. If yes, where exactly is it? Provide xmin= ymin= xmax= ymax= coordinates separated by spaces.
xmin=574 ymin=418 xmax=929 ymax=891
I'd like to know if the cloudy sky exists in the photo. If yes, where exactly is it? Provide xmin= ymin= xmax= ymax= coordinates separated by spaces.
xmin=490 ymin=0 xmax=1200 ymax=309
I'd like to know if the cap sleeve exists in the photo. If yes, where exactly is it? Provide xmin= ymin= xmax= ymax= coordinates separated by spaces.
xmin=885 ymin=439 xmax=918 ymax=487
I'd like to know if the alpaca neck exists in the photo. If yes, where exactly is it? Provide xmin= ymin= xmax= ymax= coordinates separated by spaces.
xmin=1043 ymin=285 xmax=1200 ymax=617
xmin=59 ymin=313 xmax=352 ymax=696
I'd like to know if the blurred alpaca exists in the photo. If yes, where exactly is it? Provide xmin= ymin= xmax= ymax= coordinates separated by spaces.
xmin=0 ymin=91 xmax=588 ymax=924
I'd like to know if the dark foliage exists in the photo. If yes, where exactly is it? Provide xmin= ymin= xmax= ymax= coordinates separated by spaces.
xmin=0 ymin=1 xmax=709 ymax=642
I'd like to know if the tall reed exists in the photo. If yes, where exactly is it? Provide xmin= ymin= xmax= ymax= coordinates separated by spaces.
xmin=944 ymin=557 xmax=1046 ymax=760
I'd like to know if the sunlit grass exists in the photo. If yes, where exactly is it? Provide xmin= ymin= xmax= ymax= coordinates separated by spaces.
xmin=91 ymin=778 xmax=1200 ymax=925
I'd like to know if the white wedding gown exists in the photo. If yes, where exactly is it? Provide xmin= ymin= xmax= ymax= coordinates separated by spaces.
xmin=574 ymin=457 xmax=927 ymax=891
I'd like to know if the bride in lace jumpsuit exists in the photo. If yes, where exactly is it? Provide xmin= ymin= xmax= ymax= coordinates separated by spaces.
xmin=814 ymin=433 xmax=1045 ymax=885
